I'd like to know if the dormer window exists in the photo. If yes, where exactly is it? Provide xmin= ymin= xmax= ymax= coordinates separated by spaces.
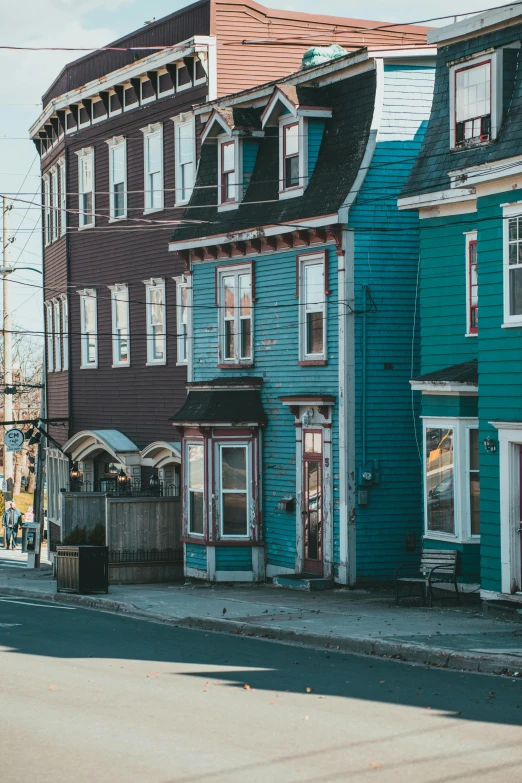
xmin=283 ymin=123 xmax=300 ymax=189
xmin=455 ymin=61 xmax=491 ymax=147
xmin=217 ymin=138 xmax=241 ymax=208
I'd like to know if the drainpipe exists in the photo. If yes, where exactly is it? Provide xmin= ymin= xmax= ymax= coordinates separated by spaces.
xmin=361 ymin=286 xmax=367 ymax=467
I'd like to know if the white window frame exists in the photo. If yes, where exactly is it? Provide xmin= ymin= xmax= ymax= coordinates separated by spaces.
xmin=43 ymin=175 xmax=51 ymax=245
xmin=186 ymin=441 xmax=205 ymax=537
xmin=174 ymin=276 xmax=188 ymax=365
xmin=60 ymin=294 xmax=68 ymax=371
xmin=76 ymin=148 xmax=94 ymax=229
xmin=279 ymin=115 xmax=308 ymax=200
xmin=144 ymin=278 xmax=166 ymax=365
xmin=53 ymin=298 xmax=61 ymax=372
xmin=217 ymin=136 xmax=242 ymax=210
xmin=45 ymin=302 xmax=54 ymax=372
xmin=217 ymin=264 xmax=253 ymax=366
xmin=492 ymin=422 xmax=522 ymax=593
xmin=59 ymin=159 xmax=66 ymax=237
xmin=502 ymin=202 xmax=522 ymax=327
xmin=107 ymin=136 xmax=127 ymax=221
xmin=142 ymin=123 xmax=164 ymax=213
xmin=176 ymin=62 xmax=192 ymax=92
xmin=422 ymin=417 xmax=480 ymax=544
xmin=109 ymin=284 xmax=130 ymax=367
xmin=140 ymin=76 xmax=156 ymax=105
xmin=108 ymin=89 xmax=122 ymax=117
xmin=91 ymin=98 xmax=107 ymax=125
xmin=78 ymin=288 xmax=98 ymax=369
xmin=173 ymin=114 xmax=195 ymax=206
xmin=217 ymin=442 xmax=251 ymax=540
xmin=51 ymin=166 xmax=59 ymax=241
xmin=464 ymin=231 xmax=478 ymax=336
xmin=298 ymin=252 xmax=327 ymax=363
xmin=449 ymin=49 xmax=502 ymax=150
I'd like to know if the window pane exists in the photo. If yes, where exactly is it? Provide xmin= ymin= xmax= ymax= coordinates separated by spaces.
xmin=222 ymin=142 xmax=234 ymax=172
xmin=222 ymin=493 xmax=247 ymax=536
xmin=509 ymin=217 xmax=518 ymax=242
xmin=115 ymin=295 xmax=127 ymax=329
xmin=82 ymin=158 xmax=92 ymax=192
xmin=223 ymin=277 xmax=235 ymax=317
xmin=510 ymin=268 xmax=522 ymax=315
xmin=225 ymin=320 xmax=235 ymax=359
xmin=189 ymin=492 xmax=204 ymax=535
xmin=304 ymin=431 xmax=322 ymax=454
xmin=426 ymin=428 xmax=455 ymax=534
xmin=239 ymin=275 xmax=251 ymax=316
xmin=456 ymin=63 xmax=491 ymax=123
xmin=285 ymin=155 xmax=300 ymax=188
xmin=178 ymin=124 xmax=193 ymax=163
xmin=469 ymin=429 xmax=480 ymax=536
xmin=147 ymin=135 xmax=161 ymax=173
xmin=188 ymin=445 xmax=204 ymax=489
xmin=306 ymin=311 xmax=323 ymax=354
xmin=150 ymin=287 xmax=164 ymax=325
xmin=84 ymin=298 xmax=95 ymax=331
xmin=112 ymin=145 xmax=125 ymax=184
xmin=221 ymin=447 xmax=246 ymax=490
xmin=285 ymin=123 xmax=299 ymax=156
xmin=240 ymin=318 xmax=251 ymax=359
xmin=305 ymin=263 xmax=323 ymax=306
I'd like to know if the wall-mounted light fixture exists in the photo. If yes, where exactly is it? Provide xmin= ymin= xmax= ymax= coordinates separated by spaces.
xmin=484 ymin=436 xmax=497 ymax=454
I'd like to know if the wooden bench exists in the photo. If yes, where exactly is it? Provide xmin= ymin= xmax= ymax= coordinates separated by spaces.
xmin=394 ymin=549 xmax=460 ymax=606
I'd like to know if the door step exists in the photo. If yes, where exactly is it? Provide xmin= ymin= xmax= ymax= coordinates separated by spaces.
xmin=483 ymin=599 xmax=522 ymax=623
xmin=273 ymin=574 xmax=334 ymax=591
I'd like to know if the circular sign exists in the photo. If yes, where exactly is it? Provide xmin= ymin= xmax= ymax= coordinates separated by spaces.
xmin=4 ymin=428 xmax=25 ymax=452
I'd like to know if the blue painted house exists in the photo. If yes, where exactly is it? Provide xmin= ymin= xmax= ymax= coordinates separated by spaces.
xmin=399 ymin=5 xmax=522 ymax=601
xmin=169 ymin=45 xmax=435 ymax=584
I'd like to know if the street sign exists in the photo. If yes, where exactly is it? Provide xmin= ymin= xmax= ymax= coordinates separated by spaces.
xmin=4 ymin=428 xmax=24 ymax=452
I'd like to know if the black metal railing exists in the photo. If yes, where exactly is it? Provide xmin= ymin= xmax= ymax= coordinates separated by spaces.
xmin=108 ymin=548 xmax=183 ymax=564
xmin=69 ymin=478 xmax=180 ymax=498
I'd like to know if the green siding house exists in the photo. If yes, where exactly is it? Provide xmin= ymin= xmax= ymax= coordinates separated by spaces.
xmin=169 ymin=46 xmax=434 ymax=585
xmin=399 ymin=5 xmax=522 ymax=601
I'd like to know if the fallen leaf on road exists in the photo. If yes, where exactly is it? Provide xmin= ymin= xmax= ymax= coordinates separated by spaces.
xmin=49 ymin=685 xmax=56 ymax=691
xmin=306 ymin=687 xmax=312 ymax=693
xmin=269 ymin=701 xmax=276 ymax=705
xmin=243 ymin=684 xmax=250 ymax=690
xmin=369 ymin=762 xmax=381 ymax=769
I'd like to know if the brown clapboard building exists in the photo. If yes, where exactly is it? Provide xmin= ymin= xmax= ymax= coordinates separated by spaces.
xmin=31 ymin=0 xmax=428 ymax=547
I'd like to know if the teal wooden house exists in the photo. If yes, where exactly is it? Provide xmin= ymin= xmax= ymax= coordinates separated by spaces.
xmin=399 ymin=6 xmax=522 ymax=601
xmin=169 ymin=45 xmax=434 ymax=584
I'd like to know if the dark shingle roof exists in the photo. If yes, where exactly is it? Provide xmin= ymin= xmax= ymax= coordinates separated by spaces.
xmin=215 ymin=106 xmax=263 ymax=132
xmin=413 ymin=359 xmax=478 ymax=385
xmin=171 ymin=68 xmax=376 ymax=244
xmin=401 ymin=22 xmax=522 ymax=199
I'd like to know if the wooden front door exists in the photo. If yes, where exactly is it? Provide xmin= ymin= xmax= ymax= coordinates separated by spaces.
xmin=303 ymin=430 xmax=323 ymax=575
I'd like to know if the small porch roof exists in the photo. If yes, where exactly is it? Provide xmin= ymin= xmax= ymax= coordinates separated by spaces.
xmin=170 ymin=378 xmax=267 ymax=425
xmin=63 ymin=429 xmax=140 ymax=462
xmin=410 ymin=359 xmax=478 ymax=393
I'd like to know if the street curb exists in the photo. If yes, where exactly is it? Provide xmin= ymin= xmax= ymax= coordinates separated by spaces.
xmin=1 ymin=584 xmax=521 ymax=677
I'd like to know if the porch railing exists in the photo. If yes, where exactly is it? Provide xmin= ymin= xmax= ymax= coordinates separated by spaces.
xmin=68 ymin=477 xmax=180 ymax=498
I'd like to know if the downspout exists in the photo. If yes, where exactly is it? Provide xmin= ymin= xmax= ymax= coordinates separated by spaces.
xmin=362 ymin=293 xmax=367 ymax=467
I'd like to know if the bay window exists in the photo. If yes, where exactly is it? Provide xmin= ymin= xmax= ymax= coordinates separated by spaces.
xmin=79 ymin=289 xmax=98 ymax=368
xmin=219 ymin=445 xmax=249 ymax=537
xmin=217 ymin=265 xmax=252 ymax=365
xmin=110 ymin=284 xmax=130 ymax=366
xmin=298 ymin=252 xmax=327 ymax=363
xmin=187 ymin=444 xmax=204 ymax=535
xmin=77 ymin=148 xmax=94 ymax=228
xmin=108 ymin=137 xmax=126 ymax=219
xmin=145 ymin=279 xmax=166 ymax=364
xmin=143 ymin=124 xmax=163 ymax=212
xmin=174 ymin=116 xmax=195 ymax=205
xmin=424 ymin=418 xmax=479 ymax=541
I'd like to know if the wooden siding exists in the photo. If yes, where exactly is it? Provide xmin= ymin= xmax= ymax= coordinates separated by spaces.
xmin=107 ymin=496 xmax=181 ymax=551
xmin=215 ymin=546 xmax=253 ymax=571
xmin=50 ymin=87 xmax=208 ymax=449
xmin=214 ymin=1 xmax=428 ymax=96
xmin=47 ymin=373 xmax=69 ymax=447
xmin=186 ymin=541 xmax=207 ymax=570
xmin=191 ymin=245 xmax=339 ymax=572
xmin=307 ymin=119 xmax=324 ymax=177
xmin=349 ymin=64 xmax=435 ymax=581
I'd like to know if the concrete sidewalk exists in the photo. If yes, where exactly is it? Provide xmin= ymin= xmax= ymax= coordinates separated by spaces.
xmin=1 ymin=552 xmax=521 ymax=676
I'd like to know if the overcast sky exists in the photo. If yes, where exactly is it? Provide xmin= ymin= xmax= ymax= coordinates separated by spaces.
xmin=0 ymin=0 xmax=515 ymax=333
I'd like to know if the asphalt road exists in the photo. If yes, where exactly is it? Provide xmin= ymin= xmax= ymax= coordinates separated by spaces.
xmin=0 ymin=598 xmax=521 ymax=783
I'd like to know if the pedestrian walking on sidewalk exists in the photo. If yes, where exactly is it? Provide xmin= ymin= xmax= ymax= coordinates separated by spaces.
xmin=2 ymin=501 xmax=22 ymax=550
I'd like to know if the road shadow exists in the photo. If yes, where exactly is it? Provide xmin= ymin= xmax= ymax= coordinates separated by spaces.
xmin=0 ymin=598 xmax=521 ymax=728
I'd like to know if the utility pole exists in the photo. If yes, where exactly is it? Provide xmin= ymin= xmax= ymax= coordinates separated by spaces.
xmin=2 ymin=197 xmax=13 ymax=488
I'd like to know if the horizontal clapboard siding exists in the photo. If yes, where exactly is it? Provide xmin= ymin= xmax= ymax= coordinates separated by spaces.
xmin=349 ymin=65 xmax=435 ymax=580
xmin=192 ymin=245 xmax=339 ymax=571
xmin=186 ymin=542 xmax=207 ymax=571
xmin=216 ymin=547 xmax=253 ymax=571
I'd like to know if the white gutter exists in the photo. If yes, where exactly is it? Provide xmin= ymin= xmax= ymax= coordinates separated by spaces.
xmin=428 ymin=4 xmax=522 ymax=45
xmin=398 ymin=187 xmax=476 ymax=210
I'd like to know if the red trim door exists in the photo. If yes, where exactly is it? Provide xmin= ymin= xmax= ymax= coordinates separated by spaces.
xmin=303 ymin=430 xmax=323 ymax=575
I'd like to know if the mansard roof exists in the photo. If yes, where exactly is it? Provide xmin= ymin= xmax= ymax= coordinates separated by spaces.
xmin=401 ymin=20 xmax=522 ymax=199
xmin=170 ymin=53 xmax=376 ymax=247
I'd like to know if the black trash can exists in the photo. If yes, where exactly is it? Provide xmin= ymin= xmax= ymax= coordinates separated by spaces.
xmin=56 ymin=546 xmax=109 ymax=595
